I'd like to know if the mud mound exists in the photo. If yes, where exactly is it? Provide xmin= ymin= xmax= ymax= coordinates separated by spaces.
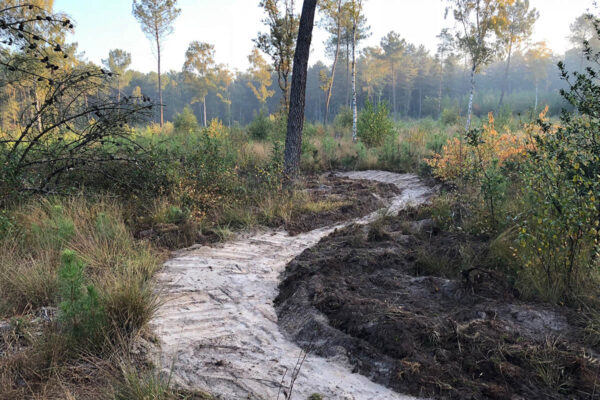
xmin=276 ymin=214 xmax=598 ymax=400
xmin=284 ymin=175 xmax=400 ymax=235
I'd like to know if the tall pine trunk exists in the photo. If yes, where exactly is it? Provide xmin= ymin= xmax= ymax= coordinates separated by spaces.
xmin=534 ymin=82 xmax=538 ymax=112
xmin=283 ymin=0 xmax=317 ymax=179
xmin=392 ymin=62 xmax=397 ymax=118
xmin=351 ymin=15 xmax=358 ymax=142
xmin=438 ymin=59 xmax=443 ymax=118
xmin=156 ymin=33 xmax=164 ymax=127
xmin=325 ymin=6 xmax=341 ymax=125
xmin=418 ymin=87 xmax=422 ymax=119
xmin=203 ymin=97 xmax=207 ymax=127
xmin=498 ymin=39 xmax=513 ymax=108
xmin=465 ymin=62 xmax=476 ymax=131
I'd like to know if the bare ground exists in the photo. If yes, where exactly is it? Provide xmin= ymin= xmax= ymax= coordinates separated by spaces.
xmin=150 ymin=171 xmax=433 ymax=400
xmin=276 ymin=208 xmax=600 ymax=400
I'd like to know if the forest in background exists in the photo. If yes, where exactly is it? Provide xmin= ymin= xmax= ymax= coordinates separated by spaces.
xmin=1 ymin=0 xmax=597 ymax=132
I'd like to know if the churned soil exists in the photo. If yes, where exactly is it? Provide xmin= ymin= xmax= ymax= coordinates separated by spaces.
xmin=276 ymin=209 xmax=600 ymax=400
xmin=282 ymin=174 xmax=400 ymax=235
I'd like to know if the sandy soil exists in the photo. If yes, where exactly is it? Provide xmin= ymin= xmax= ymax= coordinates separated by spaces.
xmin=150 ymin=171 xmax=433 ymax=400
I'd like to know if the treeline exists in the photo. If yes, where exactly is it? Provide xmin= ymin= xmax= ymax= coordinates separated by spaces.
xmin=0 ymin=2 xmax=597 ymax=133
xmin=110 ymin=35 xmax=584 ymax=126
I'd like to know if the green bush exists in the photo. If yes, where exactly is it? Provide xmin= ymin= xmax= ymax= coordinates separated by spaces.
xmin=334 ymin=106 xmax=353 ymax=129
xmin=358 ymin=101 xmax=395 ymax=147
xmin=441 ymin=107 xmax=461 ymax=126
xmin=518 ymin=31 xmax=600 ymax=299
xmin=247 ymin=110 xmax=271 ymax=140
xmin=173 ymin=106 xmax=199 ymax=134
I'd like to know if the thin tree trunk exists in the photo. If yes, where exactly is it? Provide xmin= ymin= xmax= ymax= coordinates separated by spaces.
xmin=534 ymin=82 xmax=538 ymax=112
xmin=465 ymin=62 xmax=476 ymax=131
xmin=438 ymin=59 xmax=443 ymax=118
xmin=203 ymin=97 xmax=207 ymax=127
xmin=346 ymin=39 xmax=350 ymax=107
xmin=283 ymin=0 xmax=317 ymax=179
xmin=351 ymin=13 xmax=358 ymax=142
xmin=392 ymin=62 xmax=396 ymax=118
xmin=33 ymin=83 xmax=42 ymax=132
xmin=498 ymin=39 xmax=513 ymax=108
xmin=418 ymin=87 xmax=422 ymax=119
xmin=156 ymin=33 xmax=164 ymax=127
xmin=325 ymin=2 xmax=342 ymax=125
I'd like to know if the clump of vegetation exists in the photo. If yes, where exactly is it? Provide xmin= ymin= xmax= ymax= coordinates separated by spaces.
xmin=517 ymin=46 xmax=600 ymax=299
xmin=247 ymin=111 xmax=273 ymax=140
xmin=0 ymin=197 xmax=162 ymax=396
xmin=173 ymin=105 xmax=200 ymax=134
xmin=357 ymin=101 xmax=395 ymax=147
xmin=58 ymin=250 xmax=105 ymax=346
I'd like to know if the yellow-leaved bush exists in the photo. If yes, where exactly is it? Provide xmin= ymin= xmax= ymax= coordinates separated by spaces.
xmin=425 ymin=112 xmax=537 ymax=182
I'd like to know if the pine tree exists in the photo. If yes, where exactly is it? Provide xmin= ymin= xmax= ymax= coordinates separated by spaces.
xmin=132 ymin=0 xmax=180 ymax=127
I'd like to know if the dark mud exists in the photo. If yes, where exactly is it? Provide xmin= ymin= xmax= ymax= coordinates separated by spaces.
xmin=283 ymin=174 xmax=400 ymax=235
xmin=276 ymin=210 xmax=600 ymax=400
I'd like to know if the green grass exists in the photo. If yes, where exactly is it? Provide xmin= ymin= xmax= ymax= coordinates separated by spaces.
xmin=0 ymin=197 xmax=164 ymax=398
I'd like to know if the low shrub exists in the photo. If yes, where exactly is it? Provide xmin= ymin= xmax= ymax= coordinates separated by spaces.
xmin=334 ymin=106 xmax=353 ymax=129
xmin=358 ymin=101 xmax=395 ymax=147
xmin=58 ymin=250 xmax=106 ymax=346
xmin=173 ymin=106 xmax=199 ymax=134
xmin=247 ymin=111 xmax=271 ymax=140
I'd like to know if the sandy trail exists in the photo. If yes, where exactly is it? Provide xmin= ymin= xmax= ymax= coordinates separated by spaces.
xmin=150 ymin=171 xmax=433 ymax=400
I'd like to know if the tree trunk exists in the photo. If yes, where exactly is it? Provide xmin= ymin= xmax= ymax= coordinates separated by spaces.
xmin=534 ymin=82 xmax=538 ymax=112
xmin=418 ymin=87 xmax=422 ymax=119
xmin=438 ymin=59 xmax=443 ymax=118
xmin=325 ymin=4 xmax=342 ymax=125
xmin=346 ymin=39 xmax=350 ymax=107
xmin=156 ymin=34 xmax=164 ymax=127
xmin=33 ymin=83 xmax=42 ymax=133
xmin=465 ymin=63 xmax=476 ymax=131
xmin=498 ymin=39 xmax=513 ymax=108
xmin=392 ymin=62 xmax=396 ymax=118
xmin=351 ymin=15 xmax=358 ymax=143
xmin=283 ymin=0 xmax=317 ymax=179
xmin=203 ymin=97 xmax=207 ymax=127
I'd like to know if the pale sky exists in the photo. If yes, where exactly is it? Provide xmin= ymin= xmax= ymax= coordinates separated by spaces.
xmin=53 ymin=0 xmax=595 ymax=74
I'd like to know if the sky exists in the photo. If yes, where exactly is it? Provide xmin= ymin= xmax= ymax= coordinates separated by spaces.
xmin=52 ymin=0 xmax=597 ymax=74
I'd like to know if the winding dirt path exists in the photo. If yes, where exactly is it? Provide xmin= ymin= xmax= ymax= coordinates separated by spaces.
xmin=150 ymin=171 xmax=433 ymax=400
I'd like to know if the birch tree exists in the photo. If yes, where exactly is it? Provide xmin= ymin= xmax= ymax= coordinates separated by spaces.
xmin=349 ymin=0 xmax=366 ymax=142
xmin=448 ymin=0 xmax=511 ymax=131
xmin=247 ymin=48 xmax=275 ymax=108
